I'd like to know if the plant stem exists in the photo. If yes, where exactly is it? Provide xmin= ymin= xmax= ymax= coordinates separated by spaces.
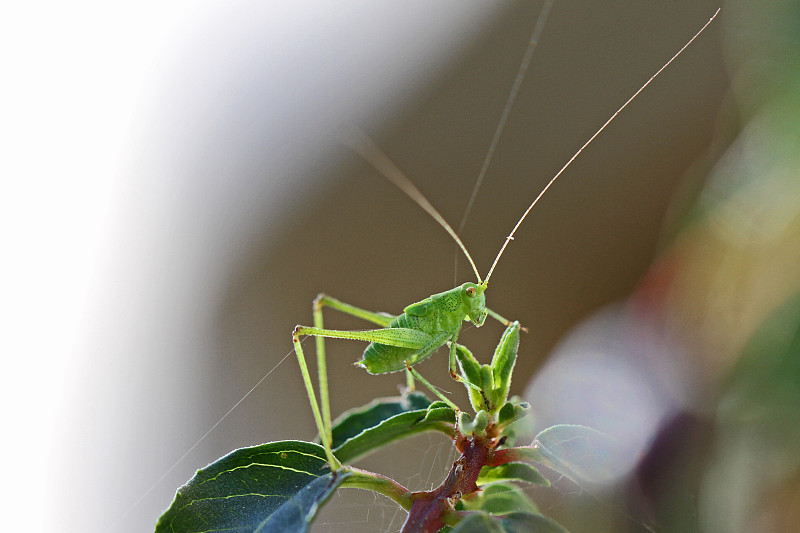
xmin=400 ymin=435 xmax=493 ymax=533
xmin=339 ymin=467 xmax=413 ymax=510
xmin=487 ymin=444 xmax=544 ymax=466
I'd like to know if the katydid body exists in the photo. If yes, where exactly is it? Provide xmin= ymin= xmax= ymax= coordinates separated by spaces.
xmin=359 ymin=282 xmax=487 ymax=373
xmin=294 ymin=283 xmax=487 ymax=371
xmin=291 ymin=282 xmax=501 ymax=468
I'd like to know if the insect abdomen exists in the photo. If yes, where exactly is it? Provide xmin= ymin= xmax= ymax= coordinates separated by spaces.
xmin=359 ymin=312 xmax=428 ymax=374
xmin=360 ymin=342 xmax=417 ymax=374
xmin=392 ymin=311 xmax=422 ymax=330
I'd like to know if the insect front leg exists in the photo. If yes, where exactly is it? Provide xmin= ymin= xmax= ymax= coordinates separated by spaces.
xmin=447 ymin=332 xmax=489 ymax=398
xmin=447 ymin=326 xmax=463 ymax=383
xmin=445 ymin=324 xmax=493 ymax=395
xmin=486 ymin=307 xmax=528 ymax=332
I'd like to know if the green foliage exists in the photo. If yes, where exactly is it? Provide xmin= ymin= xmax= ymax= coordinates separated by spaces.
xmin=332 ymin=401 xmax=456 ymax=464
xmin=720 ymin=290 xmax=800 ymax=441
xmin=497 ymin=400 xmax=531 ymax=431
xmin=156 ymin=321 xmax=590 ymax=533
xmin=329 ymin=390 xmax=431 ymax=449
xmin=457 ymin=483 xmax=539 ymax=514
xmin=447 ymin=510 xmax=568 ymax=533
xmin=499 ymin=512 xmax=570 ymax=533
xmin=457 ymin=410 xmax=490 ymax=437
xmin=455 ymin=322 xmax=520 ymax=414
xmin=155 ymin=441 xmax=349 ymax=533
xmin=156 ymin=327 xmax=618 ymax=533
xmin=477 ymin=462 xmax=550 ymax=487
xmin=534 ymin=424 xmax=619 ymax=484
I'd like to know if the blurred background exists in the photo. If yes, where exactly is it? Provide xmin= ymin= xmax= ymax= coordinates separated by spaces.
xmin=5 ymin=0 xmax=798 ymax=532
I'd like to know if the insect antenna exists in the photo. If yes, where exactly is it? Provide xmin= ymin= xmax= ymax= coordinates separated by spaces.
xmin=482 ymin=8 xmax=720 ymax=286
xmin=342 ymin=127 xmax=484 ymax=284
xmin=454 ymin=0 xmax=554 ymax=285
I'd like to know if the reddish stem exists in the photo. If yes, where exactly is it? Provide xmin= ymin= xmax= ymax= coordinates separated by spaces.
xmin=400 ymin=436 xmax=493 ymax=533
xmin=486 ymin=444 xmax=542 ymax=466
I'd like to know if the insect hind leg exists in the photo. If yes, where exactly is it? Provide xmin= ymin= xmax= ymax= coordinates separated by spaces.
xmin=313 ymin=293 xmax=396 ymax=327
xmin=308 ymin=293 xmax=398 ymax=462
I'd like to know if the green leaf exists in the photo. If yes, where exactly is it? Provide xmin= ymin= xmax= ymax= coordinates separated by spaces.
xmin=333 ymin=405 xmax=456 ymax=463
xmin=329 ymin=391 xmax=431 ymax=449
xmin=534 ymin=424 xmax=619 ymax=484
xmin=477 ymin=462 xmax=549 ymax=487
xmin=458 ymin=410 xmax=489 ymax=437
xmin=449 ymin=512 xmax=506 ymax=533
xmin=456 ymin=483 xmax=537 ymax=514
xmin=454 ymin=343 xmax=483 ymax=391
xmin=489 ymin=322 xmax=520 ymax=412
xmin=498 ymin=511 xmax=569 ymax=533
xmin=497 ymin=401 xmax=531 ymax=430
xmin=457 ymin=323 xmax=521 ymax=415
xmin=465 ymin=365 xmax=492 ymax=414
xmin=449 ymin=510 xmax=568 ymax=533
xmin=155 ymin=441 xmax=348 ymax=533
xmin=720 ymin=290 xmax=800 ymax=441
xmin=497 ymin=399 xmax=535 ymax=448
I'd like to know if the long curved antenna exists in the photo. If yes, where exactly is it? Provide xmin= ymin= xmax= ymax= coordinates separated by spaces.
xmin=342 ymin=127 xmax=483 ymax=284
xmin=454 ymin=0 xmax=554 ymax=285
xmin=483 ymin=8 xmax=720 ymax=285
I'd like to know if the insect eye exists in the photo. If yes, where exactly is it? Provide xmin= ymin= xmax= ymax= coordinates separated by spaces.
xmin=465 ymin=286 xmax=477 ymax=298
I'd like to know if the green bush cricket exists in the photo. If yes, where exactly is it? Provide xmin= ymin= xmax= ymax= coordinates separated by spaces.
xmin=291 ymin=8 xmax=720 ymax=470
